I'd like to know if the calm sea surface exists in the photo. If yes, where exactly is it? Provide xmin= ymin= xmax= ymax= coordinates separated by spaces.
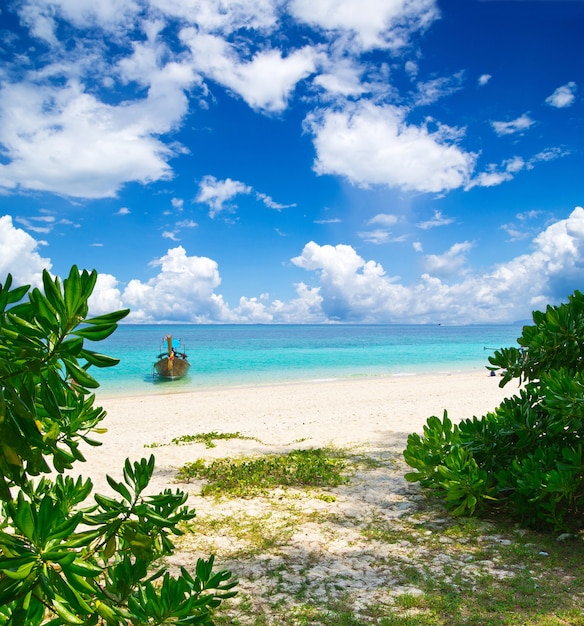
xmin=93 ymin=324 xmax=522 ymax=396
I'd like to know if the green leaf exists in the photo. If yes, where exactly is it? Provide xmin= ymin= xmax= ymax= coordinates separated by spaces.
xmin=51 ymin=597 xmax=84 ymax=624
xmin=79 ymin=349 xmax=120 ymax=368
xmin=42 ymin=271 xmax=66 ymax=318
xmin=29 ymin=288 xmax=59 ymax=330
xmin=84 ymin=309 xmax=130 ymax=325
xmin=73 ymin=324 xmax=118 ymax=341
xmin=106 ymin=475 xmax=132 ymax=503
xmin=10 ymin=496 xmax=36 ymax=542
xmin=1 ymin=559 xmax=37 ymax=580
xmin=62 ymin=358 xmax=99 ymax=389
xmin=63 ymin=267 xmax=83 ymax=320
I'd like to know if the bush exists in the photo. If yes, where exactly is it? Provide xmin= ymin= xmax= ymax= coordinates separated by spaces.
xmin=0 ymin=267 xmax=236 ymax=624
xmin=404 ymin=290 xmax=584 ymax=531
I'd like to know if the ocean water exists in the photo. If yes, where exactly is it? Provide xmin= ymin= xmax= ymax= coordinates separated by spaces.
xmin=92 ymin=324 xmax=523 ymax=396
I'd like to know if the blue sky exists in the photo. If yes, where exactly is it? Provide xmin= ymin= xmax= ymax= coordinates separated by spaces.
xmin=1 ymin=0 xmax=583 ymax=324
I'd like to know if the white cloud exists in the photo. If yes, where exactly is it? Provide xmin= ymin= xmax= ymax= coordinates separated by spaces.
xmin=417 ymin=209 xmax=454 ymax=229
xmin=307 ymin=101 xmax=476 ymax=193
xmin=289 ymin=0 xmax=439 ymax=51
xmin=176 ymin=219 xmax=197 ymax=228
xmin=358 ymin=229 xmax=393 ymax=244
xmin=0 ymin=214 xmax=51 ymax=288
xmin=414 ymin=72 xmax=464 ymax=106
xmin=180 ymin=30 xmax=318 ymax=112
xmin=196 ymin=176 xmax=296 ymax=216
xmin=256 ymin=193 xmax=297 ymax=210
xmin=313 ymin=57 xmax=367 ymax=97
xmin=0 ymin=78 xmax=188 ymax=198
xmin=150 ymin=0 xmax=279 ymax=34
xmin=422 ymin=241 xmax=473 ymax=278
xmin=314 ymin=218 xmax=342 ymax=224
xmin=15 ymin=214 xmax=56 ymax=234
xmin=18 ymin=0 xmax=140 ymax=42
xmin=0 ymin=7 xmax=201 ymax=199
xmin=289 ymin=207 xmax=584 ymax=323
xmin=196 ymin=175 xmax=252 ymax=217
xmin=405 ymin=60 xmax=418 ymax=79
xmin=171 ymin=198 xmax=184 ymax=211
xmin=491 ymin=113 xmax=535 ymax=136
xmin=5 ymin=208 xmax=584 ymax=325
xmin=88 ymin=273 xmax=125 ymax=316
xmin=467 ymin=155 xmax=535 ymax=190
xmin=368 ymin=213 xmax=398 ymax=227
xmin=545 ymin=82 xmax=577 ymax=108
xmin=358 ymin=214 xmax=399 ymax=244
xmin=291 ymin=241 xmax=410 ymax=321
xmin=122 ymin=246 xmax=234 ymax=322
xmin=478 ymin=74 xmax=491 ymax=86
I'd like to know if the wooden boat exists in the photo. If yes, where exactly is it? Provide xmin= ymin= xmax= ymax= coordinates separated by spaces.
xmin=154 ymin=334 xmax=190 ymax=380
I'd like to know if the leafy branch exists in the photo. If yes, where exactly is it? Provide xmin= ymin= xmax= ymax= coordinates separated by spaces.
xmin=0 ymin=266 xmax=237 ymax=624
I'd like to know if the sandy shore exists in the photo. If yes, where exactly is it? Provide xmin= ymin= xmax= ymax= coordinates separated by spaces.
xmin=76 ymin=371 xmax=526 ymax=621
xmin=82 ymin=370 xmax=514 ymax=494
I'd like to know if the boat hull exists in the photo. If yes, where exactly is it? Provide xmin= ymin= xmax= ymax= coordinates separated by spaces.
xmin=154 ymin=357 xmax=190 ymax=380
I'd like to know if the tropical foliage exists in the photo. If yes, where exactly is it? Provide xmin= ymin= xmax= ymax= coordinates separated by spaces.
xmin=404 ymin=290 xmax=584 ymax=531
xmin=0 ymin=267 xmax=236 ymax=624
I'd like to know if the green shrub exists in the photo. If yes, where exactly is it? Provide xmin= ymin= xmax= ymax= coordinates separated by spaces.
xmin=0 ymin=267 xmax=236 ymax=624
xmin=404 ymin=290 xmax=584 ymax=531
xmin=177 ymin=448 xmax=350 ymax=497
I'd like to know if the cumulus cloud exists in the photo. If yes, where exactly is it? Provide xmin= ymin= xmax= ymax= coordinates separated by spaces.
xmin=4 ymin=208 xmax=584 ymax=324
xmin=2 ymin=0 xmax=540 ymax=205
xmin=0 ymin=79 xmax=187 ymax=198
xmin=0 ymin=215 xmax=52 ymax=288
xmin=17 ymin=0 xmax=141 ymax=44
xmin=196 ymin=175 xmax=252 ymax=217
xmin=307 ymin=101 xmax=476 ymax=193
xmin=478 ymin=74 xmax=491 ymax=86
xmin=545 ymin=82 xmax=577 ymax=108
xmin=313 ymin=57 xmax=367 ymax=97
xmin=88 ymin=273 xmax=126 ymax=316
xmin=291 ymin=241 xmax=410 ymax=321
xmin=180 ymin=30 xmax=318 ymax=112
xmin=150 ymin=0 xmax=279 ymax=33
xmin=289 ymin=0 xmax=439 ymax=51
xmin=122 ymin=246 xmax=234 ymax=323
xmin=358 ymin=229 xmax=392 ymax=244
xmin=422 ymin=241 xmax=473 ymax=278
xmin=289 ymin=208 xmax=584 ymax=323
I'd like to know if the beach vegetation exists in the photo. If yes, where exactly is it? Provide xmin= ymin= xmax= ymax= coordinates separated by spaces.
xmin=146 ymin=431 xmax=259 ymax=449
xmin=0 ymin=268 xmax=236 ymax=625
xmin=404 ymin=289 xmax=584 ymax=531
xmin=172 ymin=440 xmax=583 ymax=625
xmin=176 ymin=447 xmax=350 ymax=497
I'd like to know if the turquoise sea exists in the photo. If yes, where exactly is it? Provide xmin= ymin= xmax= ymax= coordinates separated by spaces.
xmin=94 ymin=324 xmax=523 ymax=397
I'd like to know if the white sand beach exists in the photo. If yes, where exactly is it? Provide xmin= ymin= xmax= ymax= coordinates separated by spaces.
xmin=79 ymin=371 xmax=523 ymax=622
xmin=86 ymin=371 xmax=514 ymax=491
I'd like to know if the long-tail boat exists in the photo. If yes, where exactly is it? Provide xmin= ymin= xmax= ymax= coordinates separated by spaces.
xmin=153 ymin=334 xmax=190 ymax=380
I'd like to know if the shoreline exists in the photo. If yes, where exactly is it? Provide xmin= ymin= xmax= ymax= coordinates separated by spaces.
xmin=94 ymin=361 xmax=496 ymax=401
xmin=82 ymin=370 xmax=515 ymax=497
